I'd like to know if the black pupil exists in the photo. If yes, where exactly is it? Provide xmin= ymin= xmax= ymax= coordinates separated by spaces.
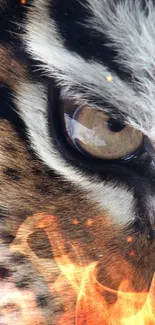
xmin=108 ymin=118 xmax=125 ymax=133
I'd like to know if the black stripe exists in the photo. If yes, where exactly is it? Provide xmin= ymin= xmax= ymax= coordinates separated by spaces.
xmin=50 ymin=0 xmax=131 ymax=81
xmin=0 ymin=0 xmax=44 ymax=80
xmin=0 ymin=83 xmax=27 ymax=141
xmin=0 ymin=0 xmax=31 ymax=45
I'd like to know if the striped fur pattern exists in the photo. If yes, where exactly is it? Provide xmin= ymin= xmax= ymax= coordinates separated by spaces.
xmin=0 ymin=1 xmax=155 ymax=323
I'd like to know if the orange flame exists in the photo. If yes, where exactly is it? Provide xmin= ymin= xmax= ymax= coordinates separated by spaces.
xmin=6 ymin=213 xmax=155 ymax=325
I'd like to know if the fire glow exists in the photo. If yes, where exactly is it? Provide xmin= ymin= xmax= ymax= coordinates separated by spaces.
xmin=1 ymin=213 xmax=154 ymax=324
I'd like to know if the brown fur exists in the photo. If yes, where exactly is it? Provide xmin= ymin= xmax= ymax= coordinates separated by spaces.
xmin=0 ymin=118 xmax=155 ymax=323
xmin=0 ymin=8 xmax=155 ymax=325
xmin=0 ymin=46 xmax=26 ymax=89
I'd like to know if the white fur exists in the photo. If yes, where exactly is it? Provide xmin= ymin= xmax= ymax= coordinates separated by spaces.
xmin=86 ymin=0 xmax=155 ymax=77
xmin=146 ymin=194 xmax=155 ymax=228
xmin=86 ymin=0 xmax=155 ymax=134
xmin=16 ymin=0 xmax=155 ymax=224
xmin=23 ymin=0 xmax=155 ymax=140
xmin=16 ymin=0 xmax=155 ymax=225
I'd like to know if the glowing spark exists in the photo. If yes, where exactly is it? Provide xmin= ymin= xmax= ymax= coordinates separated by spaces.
xmin=127 ymin=236 xmax=133 ymax=243
xmin=86 ymin=219 xmax=94 ymax=227
xmin=73 ymin=219 xmax=79 ymax=225
xmin=20 ymin=0 xmax=26 ymax=4
xmin=129 ymin=251 xmax=135 ymax=257
xmin=106 ymin=75 xmax=113 ymax=82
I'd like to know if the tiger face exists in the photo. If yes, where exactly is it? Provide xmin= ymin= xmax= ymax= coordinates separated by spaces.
xmin=0 ymin=1 xmax=155 ymax=324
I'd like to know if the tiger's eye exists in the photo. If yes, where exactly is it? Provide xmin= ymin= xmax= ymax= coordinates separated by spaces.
xmin=63 ymin=105 xmax=143 ymax=159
